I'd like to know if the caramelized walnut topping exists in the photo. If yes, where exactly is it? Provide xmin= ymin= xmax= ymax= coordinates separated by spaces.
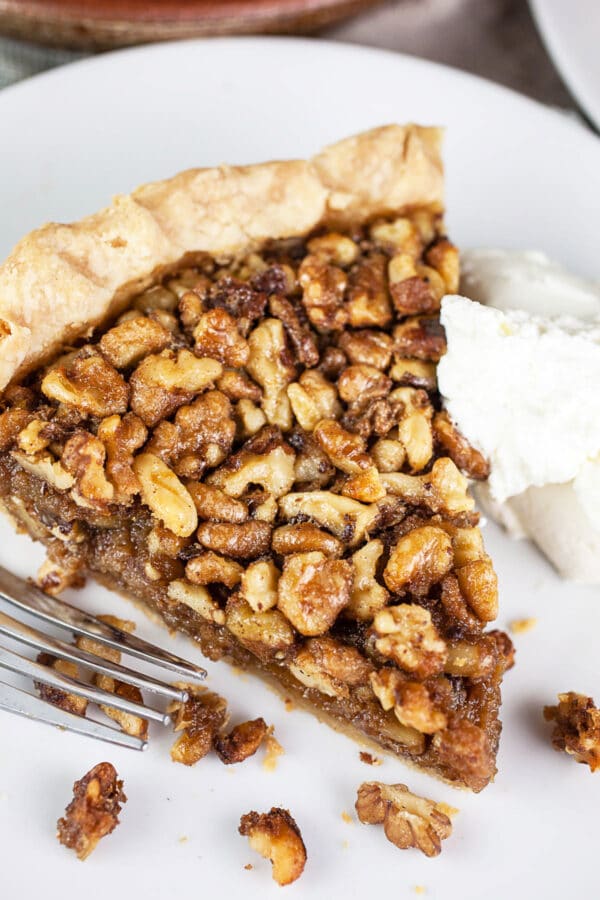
xmin=279 ymin=491 xmax=377 ymax=547
xmin=277 ymin=552 xmax=352 ymax=636
xmin=57 ymin=763 xmax=126 ymax=861
xmin=196 ymin=520 xmax=272 ymax=560
xmin=225 ymin=595 xmax=295 ymax=661
xmin=381 ymin=457 xmax=475 ymax=517
xmin=42 ymin=351 xmax=129 ymax=418
xmin=425 ymin=238 xmax=460 ymax=293
xmin=272 ymin=522 xmax=343 ymax=557
xmin=393 ymin=316 xmax=447 ymax=362
xmin=313 ymin=418 xmax=371 ymax=475
xmin=289 ymin=636 xmax=372 ymax=698
xmin=187 ymin=482 xmax=249 ymax=524
xmin=239 ymin=808 xmax=307 ymax=886
xmin=287 ymin=370 xmax=341 ymax=432
xmin=240 ymin=559 xmax=280 ymax=612
xmin=99 ymin=316 xmax=171 ymax=369
xmin=299 ymin=254 xmax=348 ymax=331
xmin=62 ymin=431 xmax=114 ymax=506
xmin=216 ymin=368 xmax=262 ymax=402
xmin=338 ymin=364 xmax=392 ymax=405
xmin=431 ymin=719 xmax=495 ymax=790
xmin=355 ymin=782 xmax=452 ymax=857
xmin=433 ymin=411 xmax=490 ymax=480
xmin=193 ymin=308 xmax=250 ymax=367
xmin=345 ymin=539 xmax=389 ymax=621
xmin=130 ymin=349 xmax=222 ymax=427
xmin=338 ymin=329 xmax=393 ymax=370
xmin=544 ymin=692 xmax=600 ymax=772
xmin=370 ymin=670 xmax=447 ymax=734
xmin=214 ymin=717 xmax=269 ymax=765
xmin=185 ymin=551 xmax=244 ymax=588
xmin=247 ymin=319 xmax=296 ymax=429
xmin=97 ymin=413 xmax=147 ymax=501
xmin=168 ymin=685 xmax=229 ymax=766
xmin=384 ymin=526 xmax=453 ymax=596
xmin=269 ymin=295 xmax=319 ymax=367
xmin=133 ymin=453 xmax=198 ymax=537
xmin=167 ymin=579 xmax=225 ymax=625
xmin=372 ymin=605 xmax=448 ymax=679
xmin=346 ymin=253 xmax=392 ymax=327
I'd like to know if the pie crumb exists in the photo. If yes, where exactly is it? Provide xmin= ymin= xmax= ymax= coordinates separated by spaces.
xmin=341 ymin=811 xmax=354 ymax=825
xmin=342 ymin=839 xmax=349 ymax=849
xmin=244 ymin=863 xmax=253 ymax=871
xmin=414 ymin=887 xmax=427 ymax=896
xmin=509 ymin=617 xmax=537 ymax=635
xmin=263 ymin=732 xmax=284 ymax=772
xmin=178 ymin=835 xmax=188 ymax=844
xmin=436 ymin=802 xmax=459 ymax=818
xmin=284 ymin=697 xmax=294 ymax=712
xmin=359 ymin=751 xmax=382 ymax=766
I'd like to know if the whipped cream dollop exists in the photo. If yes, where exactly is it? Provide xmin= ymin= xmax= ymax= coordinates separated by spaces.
xmin=438 ymin=249 xmax=600 ymax=583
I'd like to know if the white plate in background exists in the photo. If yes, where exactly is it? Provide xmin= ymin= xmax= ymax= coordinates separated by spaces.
xmin=0 ymin=37 xmax=598 ymax=900
xmin=530 ymin=0 xmax=600 ymax=130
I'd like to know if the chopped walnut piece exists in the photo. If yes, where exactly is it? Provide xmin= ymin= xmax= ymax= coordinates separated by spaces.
xmin=97 ymin=413 xmax=147 ymax=502
xmin=11 ymin=450 xmax=74 ymax=490
xmin=381 ymin=457 xmax=475 ymax=517
xmin=134 ymin=284 xmax=177 ymax=312
xmin=269 ymin=295 xmax=319 ymax=367
xmin=62 ymin=431 xmax=114 ymax=506
xmin=370 ymin=670 xmax=447 ymax=735
xmin=444 ymin=637 xmax=498 ymax=679
xmin=277 ymin=552 xmax=352 ymax=636
xmin=431 ymin=719 xmax=495 ymax=790
xmin=214 ymin=717 xmax=269 ymax=764
xmin=193 ymin=308 xmax=250 ymax=367
xmin=355 ymin=782 xmax=452 ymax=858
xmin=35 ymin=653 xmax=88 ymax=717
xmin=289 ymin=636 xmax=372 ymax=698
xmin=345 ymin=539 xmax=389 ymax=621
xmin=57 ymin=762 xmax=126 ymax=861
xmin=0 ymin=407 xmax=34 ymax=451
xmin=393 ymin=387 xmax=434 ymax=472
xmin=371 ymin=437 xmax=406 ymax=473
xmin=239 ymin=807 xmax=307 ymax=886
xmin=272 ymin=522 xmax=343 ymax=557
xmin=208 ymin=276 xmax=267 ymax=335
xmin=236 ymin=399 xmax=267 ymax=438
xmin=455 ymin=559 xmax=498 ymax=623
xmin=225 ymin=596 xmax=295 ymax=661
xmin=208 ymin=429 xmax=295 ymax=500
xmin=384 ymin=526 xmax=453 ymax=596
xmin=278 ymin=491 xmax=378 ymax=547
xmin=168 ymin=685 xmax=229 ymax=766
xmin=308 ymin=232 xmax=358 ymax=266
xmin=372 ymin=605 xmax=448 ymax=679
xmin=36 ymin=555 xmax=85 ymax=595
xmin=313 ymin=418 xmax=371 ymax=475
xmin=17 ymin=418 xmax=50 ymax=455
xmin=544 ymin=692 xmax=600 ymax=772
xmin=216 ymin=368 xmax=262 ymax=401
xmin=167 ymin=579 xmax=225 ymax=625
xmin=187 ymin=482 xmax=249 ymax=524
xmin=393 ymin=316 xmax=446 ymax=362
xmin=389 ymin=358 xmax=437 ymax=390
xmin=99 ymin=316 xmax=171 ymax=369
xmin=432 ymin=411 xmax=490 ymax=480
xmin=196 ymin=520 xmax=272 ymax=560
xmin=185 ymin=551 xmax=244 ymax=588
xmin=388 ymin=255 xmax=441 ymax=317
xmin=370 ymin=217 xmax=423 ymax=258
xmin=289 ymin=429 xmax=335 ymax=490
xmin=425 ymin=238 xmax=460 ymax=293
xmin=246 ymin=318 xmax=296 ymax=429
xmin=342 ymin=466 xmax=386 ymax=503
xmin=346 ymin=253 xmax=392 ymax=327
xmin=359 ymin=751 xmax=382 ymax=766
xmin=133 ymin=453 xmax=198 ymax=537
xmin=299 ymin=254 xmax=348 ymax=331
xmin=76 ymin=615 xmax=148 ymax=740
xmin=338 ymin=330 xmax=393 ymax=371
xmin=287 ymin=370 xmax=341 ymax=432
xmin=240 ymin=559 xmax=280 ymax=612
xmin=338 ymin=364 xmax=392 ymax=405
xmin=130 ymin=349 xmax=222 ymax=427
xmin=42 ymin=351 xmax=129 ymax=418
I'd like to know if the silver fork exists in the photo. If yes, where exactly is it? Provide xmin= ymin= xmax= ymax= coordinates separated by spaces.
xmin=0 ymin=564 xmax=206 ymax=751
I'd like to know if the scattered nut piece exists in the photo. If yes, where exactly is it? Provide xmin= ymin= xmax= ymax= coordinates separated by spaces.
xmin=214 ymin=717 xmax=269 ymax=764
xmin=509 ymin=617 xmax=538 ymax=635
xmin=544 ymin=692 xmax=600 ymax=772
xmin=168 ymin=685 xmax=229 ymax=766
xmin=432 ymin=411 xmax=490 ymax=480
xmin=355 ymin=782 xmax=451 ymax=857
xmin=359 ymin=751 xmax=382 ymax=766
xmin=35 ymin=653 xmax=88 ymax=717
xmin=57 ymin=762 xmax=126 ymax=861
xmin=239 ymin=807 xmax=307 ymax=886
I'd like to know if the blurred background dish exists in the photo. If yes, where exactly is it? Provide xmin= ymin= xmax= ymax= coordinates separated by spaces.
xmin=0 ymin=0 xmax=385 ymax=49
xmin=530 ymin=0 xmax=600 ymax=129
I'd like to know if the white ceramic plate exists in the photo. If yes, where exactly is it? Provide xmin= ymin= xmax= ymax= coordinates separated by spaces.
xmin=530 ymin=0 xmax=600 ymax=130
xmin=0 ymin=37 xmax=598 ymax=900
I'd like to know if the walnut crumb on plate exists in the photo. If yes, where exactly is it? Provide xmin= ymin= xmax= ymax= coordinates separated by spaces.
xmin=239 ymin=807 xmax=307 ymax=886
xmin=544 ymin=692 xmax=600 ymax=772
xmin=57 ymin=762 xmax=126 ymax=861
xmin=509 ymin=617 xmax=538 ymax=635
xmin=355 ymin=782 xmax=452 ymax=857
xmin=359 ymin=751 xmax=382 ymax=766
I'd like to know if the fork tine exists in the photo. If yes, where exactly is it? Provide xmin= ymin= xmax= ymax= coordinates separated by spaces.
xmin=0 ymin=644 xmax=170 ymax=724
xmin=0 ymin=678 xmax=148 ymax=750
xmin=0 ymin=609 xmax=188 ymax=703
xmin=0 ymin=565 xmax=206 ymax=681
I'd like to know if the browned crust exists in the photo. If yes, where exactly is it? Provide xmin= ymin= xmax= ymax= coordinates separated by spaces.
xmin=0 ymin=125 xmax=443 ymax=390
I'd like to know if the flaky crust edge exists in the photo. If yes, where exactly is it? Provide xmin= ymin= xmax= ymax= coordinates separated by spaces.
xmin=0 ymin=124 xmax=443 ymax=390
